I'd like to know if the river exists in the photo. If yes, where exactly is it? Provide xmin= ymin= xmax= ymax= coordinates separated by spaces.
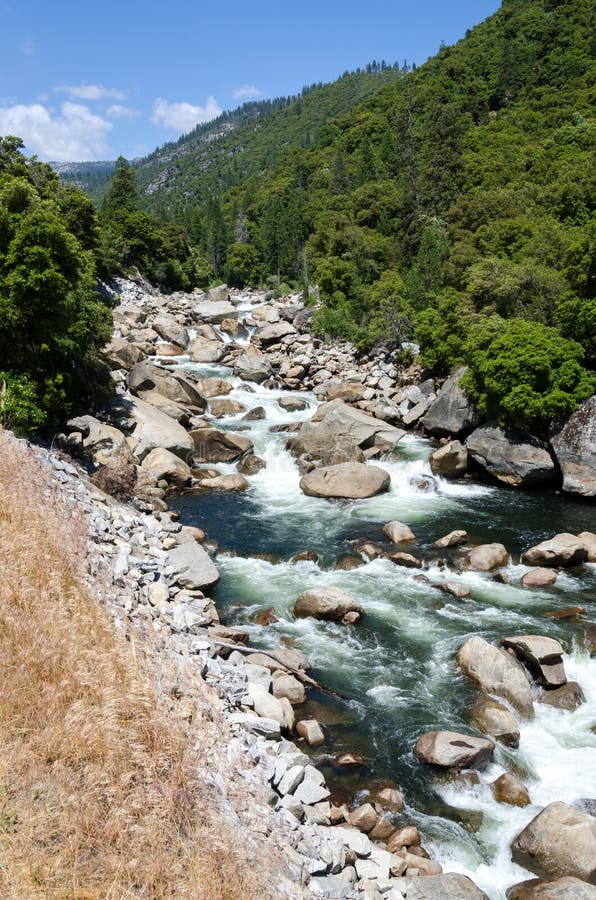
xmin=165 ymin=298 xmax=596 ymax=899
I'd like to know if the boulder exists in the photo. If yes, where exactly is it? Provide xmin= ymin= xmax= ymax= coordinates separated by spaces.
xmin=492 ymin=773 xmax=531 ymax=807
xmin=296 ymin=719 xmax=325 ymax=746
xmin=383 ymin=520 xmax=416 ymax=543
xmin=106 ymin=336 xmax=146 ymax=369
xmin=550 ymin=396 xmax=596 ymax=498
xmin=577 ymin=532 xmax=596 ymax=563
xmin=237 ymin=453 xmax=266 ymax=475
xmin=256 ymin=321 xmax=297 ymax=345
xmin=188 ymin=339 xmax=226 ymax=364
xmin=437 ymin=581 xmax=471 ymax=599
xmin=246 ymin=683 xmax=293 ymax=731
xmin=522 ymin=534 xmax=588 ymax=568
xmin=511 ymin=802 xmax=596 ymax=884
xmin=190 ymin=428 xmax=253 ymax=463
xmin=233 ymin=351 xmax=272 ymax=383
xmin=507 ymin=876 xmax=596 ymax=899
xmin=293 ymin=587 xmax=363 ymax=623
xmin=79 ymin=416 xmax=128 ymax=465
xmin=300 ymin=463 xmax=391 ymax=499
xmin=251 ymin=305 xmax=280 ymax=324
xmin=430 ymin=440 xmax=469 ymax=478
xmin=127 ymin=360 xmax=207 ymax=410
xmin=271 ymin=671 xmax=306 ymax=706
xmin=422 ymin=367 xmax=483 ymax=436
xmin=435 ymin=530 xmax=468 ymax=548
xmin=278 ymin=396 xmax=308 ymax=412
xmin=467 ymin=543 xmax=510 ymax=571
xmin=194 ymin=377 xmax=233 ymax=398
xmin=414 ymin=730 xmax=495 ymax=769
xmin=537 ymin=682 xmax=585 ymax=711
xmin=326 ymin=380 xmax=368 ymax=403
xmin=348 ymin=803 xmax=379 ymax=833
xmin=471 ymin=696 xmax=520 ymax=748
xmin=393 ymin=874 xmax=488 ymax=898
xmin=128 ymin=396 xmax=195 ymax=462
xmin=522 ymin=568 xmax=558 ymax=588
xmin=387 ymin=826 xmax=420 ymax=851
xmin=501 ymin=636 xmax=566 ymax=687
xmin=457 ymin=636 xmax=534 ymax=718
xmin=193 ymin=298 xmax=236 ymax=323
xmin=287 ymin=420 xmax=364 ymax=465
xmin=466 ymin=426 xmax=556 ymax=487
xmin=388 ymin=551 xmax=422 ymax=568
xmin=197 ymin=474 xmax=249 ymax=492
xmin=153 ymin=314 xmax=189 ymax=348
xmin=209 ymin=398 xmax=247 ymax=417
xmin=291 ymin=400 xmax=405 ymax=458
xmin=167 ymin=541 xmax=219 ymax=590
xmin=141 ymin=447 xmax=192 ymax=486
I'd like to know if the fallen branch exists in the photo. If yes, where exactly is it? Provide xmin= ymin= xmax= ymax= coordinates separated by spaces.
xmin=206 ymin=639 xmax=348 ymax=701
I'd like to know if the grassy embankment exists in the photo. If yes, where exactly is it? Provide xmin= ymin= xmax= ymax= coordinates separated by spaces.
xmin=0 ymin=431 xmax=279 ymax=899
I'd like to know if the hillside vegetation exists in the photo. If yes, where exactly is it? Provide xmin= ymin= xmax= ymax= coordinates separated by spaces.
xmin=183 ymin=0 xmax=594 ymax=432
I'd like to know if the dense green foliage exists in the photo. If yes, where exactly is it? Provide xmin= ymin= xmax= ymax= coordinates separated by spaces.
xmin=98 ymin=157 xmax=211 ymax=291
xmin=172 ymin=0 xmax=593 ymax=432
xmin=0 ymin=137 xmax=112 ymax=431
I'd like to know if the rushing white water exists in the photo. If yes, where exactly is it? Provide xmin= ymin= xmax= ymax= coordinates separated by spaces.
xmin=168 ymin=299 xmax=596 ymax=899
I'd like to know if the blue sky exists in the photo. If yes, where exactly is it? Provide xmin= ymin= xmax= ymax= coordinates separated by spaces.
xmin=0 ymin=0 xmax=500 ymax=162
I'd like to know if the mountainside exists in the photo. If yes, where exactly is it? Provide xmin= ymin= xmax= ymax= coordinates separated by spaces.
xmin=56 ymin=66 xmax=404 ymax=210
xmin=184 ymin=0 xmax=593 ymax=432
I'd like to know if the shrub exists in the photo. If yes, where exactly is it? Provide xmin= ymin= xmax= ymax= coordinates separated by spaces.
xmin=462 ymin=317 xmax=595 ymax=432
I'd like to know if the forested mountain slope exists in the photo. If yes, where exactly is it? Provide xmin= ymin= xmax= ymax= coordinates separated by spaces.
xmin=191 ymin=0 xmax=594 ymax=432
xmin=56 ymin=66 xmax=403 ymax=211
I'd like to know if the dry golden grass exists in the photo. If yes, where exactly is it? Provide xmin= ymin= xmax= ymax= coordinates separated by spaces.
xmin=0 ymin=431 xmax=286 ymax=899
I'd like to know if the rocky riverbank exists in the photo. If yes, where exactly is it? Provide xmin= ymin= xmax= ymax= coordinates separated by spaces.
xmin=46 ymin=275 xmax=596 ymax=899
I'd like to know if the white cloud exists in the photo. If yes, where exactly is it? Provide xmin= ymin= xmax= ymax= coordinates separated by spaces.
xmin=106 ymin=104 xmax=141 ymax=119
xmin=0 ymin=101 xmax=112 ymax=161
xmin=56 ymin=83 xmax=126 ymax=101
xmin=151 ymin=96 xmax=221 ymax=133
xmin=232 ymin=84 xmax=264 ymax=100
xmin=21 ymin=38 xmax=35 ymax=56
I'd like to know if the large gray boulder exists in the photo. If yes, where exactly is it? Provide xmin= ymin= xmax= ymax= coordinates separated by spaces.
xmin=288 ymin=420 xmax=364 ymax=465
xmin=507 ymin=876 xmax=596 ymax=899
xmin=288 ymin=400 xmax=405 ymax=464
xmin=141 ymin=447 xmax=192 ymax=486
xmin=294 ymin=587 xmax=364 ymax=623
xmin=467 ymin=543 xmax=510 ymax=571
xmin=430 ymin=440 xmax=469 ymax=478
xmin=127 ymin=360 xmax=207 ymax=411
xmin=471 ymin=696 xmax=520 ymax=748
xmin=193 ymin=298 xmax=236 ymax=323
xmin=190 ymin=428 xmax=253 ymax=463
xmin=233 ymin=351 xmax=272 ymax=383
xmin=393 ymin=874 xmax=488 ymax=899
xmin=550 ymin=396 xmax=596 ymax=497
xmin=511 ymin=802 xmax=596 ymax=884
xmin=167 ymin=541 xmax=220 ymax=590
xmin=422 ymin=366 xmax=483 ymax=436
xmin=79 ymin=416 xmax=129 ymax=465
xmin=522 ymin=534 xmax=588 ymax=568
xmin=188 ymin=339 xmax=226 ymax=364
xmin=501 ymin=636 xmax=566 ymax=687
xmin=300 ymin=462 xmax=391 ymax=499
xmin=128 ymin=396 xmax=195 ymax=462
xmin=466 ymin=426 xmax=556 ymax=487
xmin=457 ymin=635 xmax=534 ymax=718
xmin=256 ymin=321 xmax=297 ymax=345
xmin=152 ymin=314 xmax=189 ymax=348
xmin=414 ymin=730 xmax=495 ymax=769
